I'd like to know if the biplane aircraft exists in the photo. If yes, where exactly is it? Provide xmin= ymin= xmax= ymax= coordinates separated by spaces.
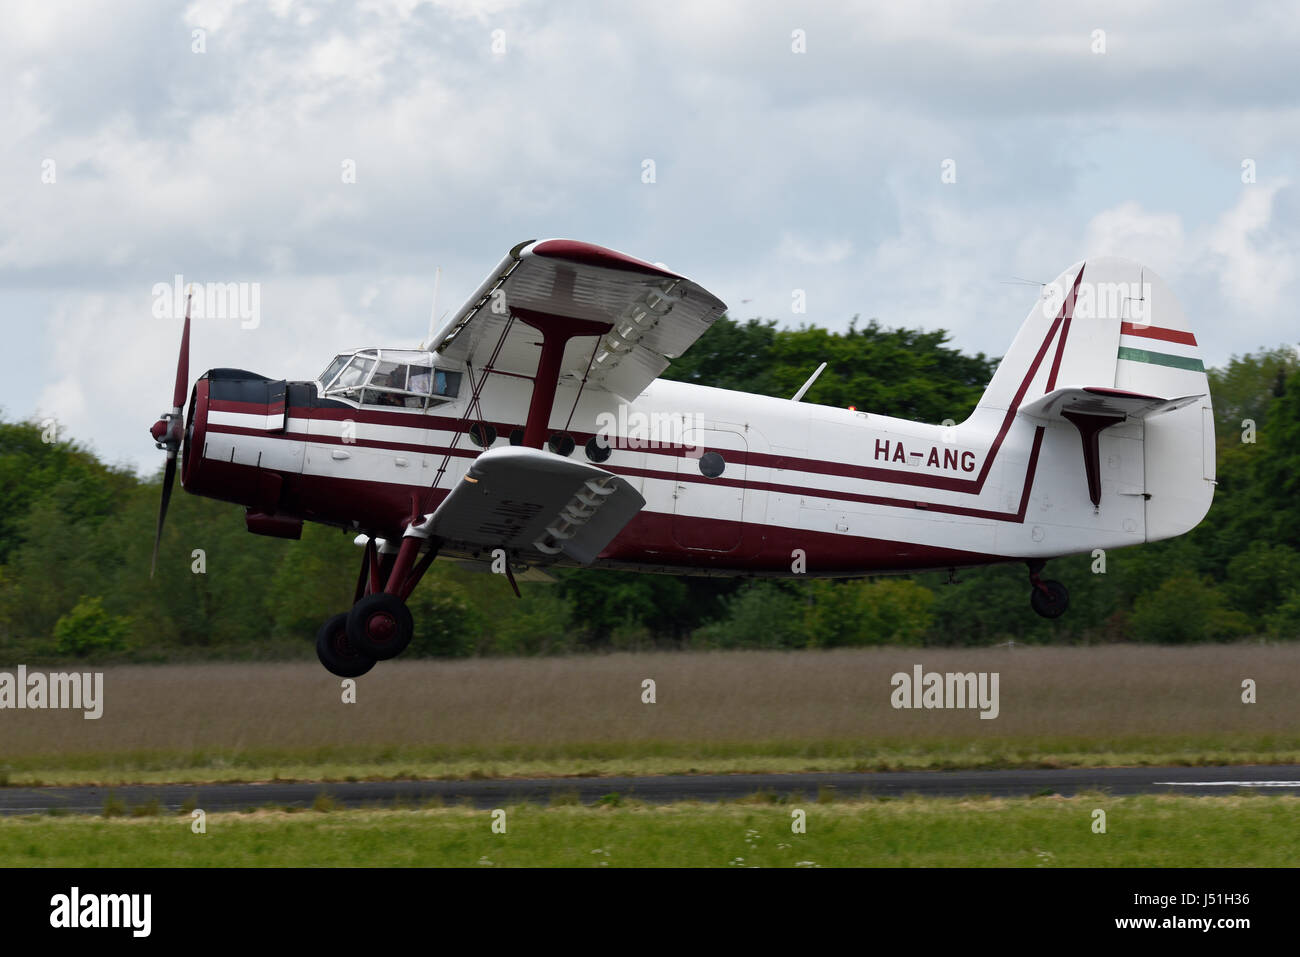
xmin=149 ymin=240 xmax=1215 ymax=676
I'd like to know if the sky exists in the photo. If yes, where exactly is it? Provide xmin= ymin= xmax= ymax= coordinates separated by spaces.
xmin=1 ymin=0 xmax=1297 ymax=474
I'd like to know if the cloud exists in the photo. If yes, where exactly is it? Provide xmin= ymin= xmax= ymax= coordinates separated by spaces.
xmin=1083 ymin=202 xmax=1187 ymax=276
xmin=1204 ymin=181 xmax=1296 ymax=313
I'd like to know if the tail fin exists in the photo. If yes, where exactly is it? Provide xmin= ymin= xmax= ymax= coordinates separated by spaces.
xmin=975 ymin=257 xmax=1215 ymax=541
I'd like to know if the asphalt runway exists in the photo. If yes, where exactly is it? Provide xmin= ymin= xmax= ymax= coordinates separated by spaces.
xmin=2 ymin=765 xmax=1299 ymax=815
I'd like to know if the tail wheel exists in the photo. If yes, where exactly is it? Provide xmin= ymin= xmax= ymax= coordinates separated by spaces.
xmin=1030 ymin=580 xmax=1069 ymax=619
xmin=316 ymin=612 xmax=376 ymax=677
xmin=346 ymin=592 xmax=414 ymax=660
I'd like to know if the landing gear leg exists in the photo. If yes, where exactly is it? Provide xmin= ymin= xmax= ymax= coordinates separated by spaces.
xmin=339 ymin=525 xmax=441 ymax=664
xmin=1027 ymin=560 xmax=1069 ymax=619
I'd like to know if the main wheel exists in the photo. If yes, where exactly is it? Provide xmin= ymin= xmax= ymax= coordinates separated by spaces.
xmin=1029 ymin=580 xmax=1069 ymax=619
xmin=346 ymin=592 xmax=414 ymax=660
xmin=316 ymin=612 xmax=376 ymax=677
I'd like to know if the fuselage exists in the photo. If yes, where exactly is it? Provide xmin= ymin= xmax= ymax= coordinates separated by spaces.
xmin=183 ymin=342 xmax=1149 ymax=578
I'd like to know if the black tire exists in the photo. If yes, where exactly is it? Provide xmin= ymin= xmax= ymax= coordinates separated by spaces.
xmin=346 ymin=592 xmax=414 ymax=660
xmin=1029 ymin=580 xmax=1069 ymax=619
xmin=316 ymin=612 xmax=376 ymax=677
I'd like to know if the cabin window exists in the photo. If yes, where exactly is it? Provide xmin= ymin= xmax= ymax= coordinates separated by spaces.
xmin=698 ymin=451 xmax=726 ymax=478
xmin=370 ymin=360 xmax=410 ymax=391
xmin=434 ymin=371 xmax=462 ymax=398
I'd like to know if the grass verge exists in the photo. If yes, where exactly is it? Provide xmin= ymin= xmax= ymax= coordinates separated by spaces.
xmin=1 ymin=794 xmax=1295 ymax=867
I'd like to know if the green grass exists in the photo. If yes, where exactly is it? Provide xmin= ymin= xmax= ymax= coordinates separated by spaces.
xmin=1 ymin=795 xmax=1296 ymax=867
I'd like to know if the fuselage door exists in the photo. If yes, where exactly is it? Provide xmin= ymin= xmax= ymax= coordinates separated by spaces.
xmin=671 ymin=428 xmax=746 ymax=552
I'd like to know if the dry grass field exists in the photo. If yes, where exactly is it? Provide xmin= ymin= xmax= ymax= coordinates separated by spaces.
xmin=2 ymin=645 xmax=1297 ymax=784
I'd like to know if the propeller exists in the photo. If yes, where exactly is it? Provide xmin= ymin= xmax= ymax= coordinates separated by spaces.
xmin=147 ymin=290 xmax=192 ymax=578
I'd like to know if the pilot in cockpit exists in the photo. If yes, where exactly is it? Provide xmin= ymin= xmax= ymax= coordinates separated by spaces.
xmin=410 ymin=369 xmax=449 ymax=396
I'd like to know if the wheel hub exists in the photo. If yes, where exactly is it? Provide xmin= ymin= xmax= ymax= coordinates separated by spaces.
xmin=366 ymin=612 xmax=397 ymax=644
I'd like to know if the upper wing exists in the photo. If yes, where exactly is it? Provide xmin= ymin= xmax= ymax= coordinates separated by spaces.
xmin=1018 ymin=386 xmax=1205 ymax=422
xmin=428 ymin=239 xmax=728 ymax=401
xmin=424 ymin=446 xmax=645 ymax=564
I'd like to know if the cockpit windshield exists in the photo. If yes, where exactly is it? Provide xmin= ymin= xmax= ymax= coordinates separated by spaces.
xmin=318 ymin=349 xmax=462 ymax=410
xmin=320 ymin=354 xmax=350 ymax=390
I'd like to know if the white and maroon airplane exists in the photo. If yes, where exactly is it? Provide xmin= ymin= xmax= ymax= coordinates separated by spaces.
xmin=149 ymin=240 xmax=1215 ymax=676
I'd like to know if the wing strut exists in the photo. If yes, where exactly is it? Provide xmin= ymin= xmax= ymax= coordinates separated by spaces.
xmin=512 ymin=307 xmax=612 ymax=449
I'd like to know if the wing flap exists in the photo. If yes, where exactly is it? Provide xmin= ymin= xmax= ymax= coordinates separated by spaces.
xmin=426 ymin=447 xmax=644 ymax=564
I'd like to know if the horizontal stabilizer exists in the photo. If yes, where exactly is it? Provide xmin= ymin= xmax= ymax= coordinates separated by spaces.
xmin=1019 ymin=386 xmax=1204 ymax=423
xmin=426 ymin=447 xmax=644 ymax=564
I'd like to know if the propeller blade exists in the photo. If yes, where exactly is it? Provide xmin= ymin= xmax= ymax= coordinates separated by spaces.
xmin=150 ymin=455 xmax=177 ymax=579
xmin=151 ymin=291 xmax=192 ymax=578
xmin=171 ymin=293 xmax=192 ymax=411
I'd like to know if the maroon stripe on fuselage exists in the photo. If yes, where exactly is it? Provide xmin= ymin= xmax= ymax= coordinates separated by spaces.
xmin=204 ymin=423 xmax=480 ymax=460
xmin=210 ymin=409 xmax=1000 ymax=492
xmin=205 ymin=416 xmax=1047 ymax=524
xmin=608 ymin=424 xmax=1046 ymax=523
xmin=208 ymin=418 xmax=1045 ymax=522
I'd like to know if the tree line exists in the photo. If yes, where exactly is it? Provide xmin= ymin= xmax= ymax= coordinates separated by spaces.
xmin=1 ymin=318 xmax=1297 ymax=662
